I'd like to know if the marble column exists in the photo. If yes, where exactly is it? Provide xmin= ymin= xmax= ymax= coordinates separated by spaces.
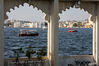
xmin=0 ymin=0 xmax=4 ymax=66
xmin=48 ymin=21 xmax=51 ymax=59
xmin=96 ymin=3 xmax=99 ymax=65
xmin=49 ymin=0 xmax=59 ymax=66
xmin=93 ymin=22 xmax=96 ymax=60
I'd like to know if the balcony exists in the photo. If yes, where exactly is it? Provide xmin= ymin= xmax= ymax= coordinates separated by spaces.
xmin=4 ymin=57 xmax=49 ymax=66
xmin=5 ymin=55 xmax=96 ymax=66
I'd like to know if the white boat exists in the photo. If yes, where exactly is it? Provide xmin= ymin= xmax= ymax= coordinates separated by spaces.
xmin=42 ymin=26 xmax=47 ymax=30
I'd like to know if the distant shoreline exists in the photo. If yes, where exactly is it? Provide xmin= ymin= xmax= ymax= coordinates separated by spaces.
xmin=4 ymin=27 xmax=93 ymax=29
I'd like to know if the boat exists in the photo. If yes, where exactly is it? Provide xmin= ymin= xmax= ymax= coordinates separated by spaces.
xmin=68 ymin=28 xmax=77 ymax=32
xmin=19 ymin=29 xmax=39 ymax=36
xmin=42 ymin=26 xmax=47 ymax=30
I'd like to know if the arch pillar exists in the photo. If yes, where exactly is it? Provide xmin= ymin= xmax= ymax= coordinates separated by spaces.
xmin=48 ymin=0 xmax=59 ymax=66
xmin=93 ymin=20 xmax=96 ymax=60
xmin=46 ymin=16 xmax=51 ymax=59
xmin=96 ymin=3 xmax=99 ymax=66
xmin=0 ymin=0 xmax=4 ymax=66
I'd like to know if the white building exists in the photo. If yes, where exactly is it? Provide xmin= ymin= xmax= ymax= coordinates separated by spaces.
xmin=11 ymin=20 xmax=45 ymax=28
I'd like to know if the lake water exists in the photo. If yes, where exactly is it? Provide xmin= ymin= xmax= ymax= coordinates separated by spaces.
xmin=4 ymin=28 xmax=92 ymax=58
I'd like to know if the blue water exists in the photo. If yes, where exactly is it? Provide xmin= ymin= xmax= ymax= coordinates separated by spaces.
xmin=59 ymin=28 xmax=92 ymax=56
xmin=4 ymin=28 xmax=92 ymax=58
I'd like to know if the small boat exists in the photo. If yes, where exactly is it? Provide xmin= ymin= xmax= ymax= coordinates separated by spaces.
xmin=68 ymin=28 xmax=77 ymax=32
xmin=42 ymin=26 xmax=47 ymax=30
xmin=19 ymin=29 xmax=39 ymax=36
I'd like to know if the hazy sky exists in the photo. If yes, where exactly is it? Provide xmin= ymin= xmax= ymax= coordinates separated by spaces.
xmin=6 ymin=3 xmax=90 ymax=22
xmin=59 ymin=7 xmax=90 ymax=21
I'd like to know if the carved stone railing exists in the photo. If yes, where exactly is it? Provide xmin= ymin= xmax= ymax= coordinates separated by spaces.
xmin=59 ymin=55 xmax=96 ymax=66
xmin=4 ymin=57 xmax=50 ymax=66
xmin=5 ymin=55 xmax=97 ymax=66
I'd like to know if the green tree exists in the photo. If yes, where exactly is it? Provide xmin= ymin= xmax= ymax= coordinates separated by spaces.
xmin=78 ymin=22 xmax=82 ymax=27
xmin=37 ymin=47 xmax=47 ymax=59
xmin=73 ymin=23 xmax=78 ymax=27
xmin=26 ymin=47 xmax=36 ymax=60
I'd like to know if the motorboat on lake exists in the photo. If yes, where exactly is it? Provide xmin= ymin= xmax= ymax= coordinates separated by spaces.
xmin=19 ymin=29 xmax=39 ymax=36
xmin=42 ymin=26 xmax=47 ymax=30
xmin=68 ymin=28 xmax=77 ymax=32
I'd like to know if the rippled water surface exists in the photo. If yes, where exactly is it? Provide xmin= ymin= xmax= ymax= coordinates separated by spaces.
xmin=4 ymin=28 xmax=92 ymax=58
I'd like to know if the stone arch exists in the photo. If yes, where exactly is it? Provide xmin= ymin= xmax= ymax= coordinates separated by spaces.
xmin=59 ymin=7 xmax=90 ymax=22
xmin=6 ymin=3 xmax=47 ymax=22
xmin=59 ymin=2 xmax=97 ymax=22
xmin=4 ymin=0 xmax=50 ymax=22
xmin=59 ymin=2 xmax=75 ymax=14
xmin=58 ymin=2 xmax=96 ymax=56
xmin=80 ymin=2 xmax=97 ymax=22
xmin=58 ymin=7 xmax=94 ymax=57
xmin=4 ymin=2 xmax=49 ymax=58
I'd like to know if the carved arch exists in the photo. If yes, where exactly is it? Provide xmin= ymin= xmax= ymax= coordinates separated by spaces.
xmin=6 ymin=3 xmax=48 ymax=23
xmin=59 ymin=2 xmax=76 ymax=14
xmin=59 ymin=2 xmax=97 ymax=22
xmin=80 ymin=2 xmax=97 ymax=22
xmin=4 ymin=0 xmax=50 ymax=21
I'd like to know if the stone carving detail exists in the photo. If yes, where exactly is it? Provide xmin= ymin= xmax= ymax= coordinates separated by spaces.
xmin=80 ymin=2 xmax=97 ymax=22
xmin=45 ymin=15 xmax=50 ymax=22
xmin=30 ymin=1 xmax=50 ymax=15
xmin=6 ymin=3 xmax=47 ymax=21
xmin=59 ymin=2 xmax=96 ymax=22
xmin=4 ymin=0 xmax=26 ymax=19
xmin=59 ymin=2 xmax=76 ymax=13
xmin=4 ymin=0 xmax=97 ymax=22
xmin=4 ymin=0 xmax=50 ymax=19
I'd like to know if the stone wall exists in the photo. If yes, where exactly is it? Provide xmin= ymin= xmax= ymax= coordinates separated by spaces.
xmin=59 ymin=55 xmax=95 ymax=66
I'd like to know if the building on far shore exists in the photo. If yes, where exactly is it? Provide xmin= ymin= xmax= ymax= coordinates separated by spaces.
xmin=59 ymin=19 xmax=93 ymax=28
xmin=4 ymin=20 xmax=46 ymax=28
xmin=4 ymin=19 xmax=93 ymax=28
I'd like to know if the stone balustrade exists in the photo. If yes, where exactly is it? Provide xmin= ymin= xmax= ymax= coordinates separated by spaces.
xmin=4 ymin=55 xmax=97 ymax=66
xmin=59 ymin=55 xmax=96 ymax=66
xmin=4 ymin=57 xmax=49 ymax=66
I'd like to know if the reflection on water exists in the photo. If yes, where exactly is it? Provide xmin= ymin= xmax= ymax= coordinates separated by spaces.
xmin=4 ymin=28 xmax=92 ymax=58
